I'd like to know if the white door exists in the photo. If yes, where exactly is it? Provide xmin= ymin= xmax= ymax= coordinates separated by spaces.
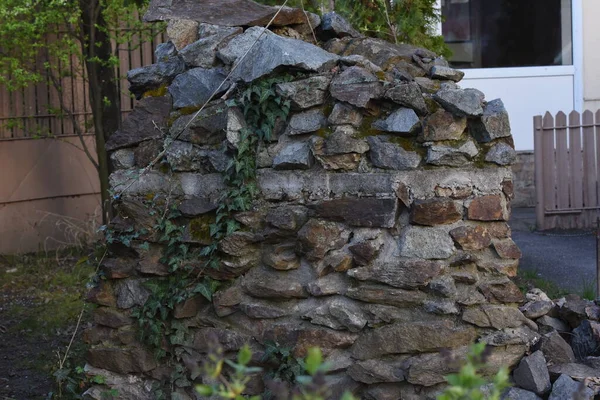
xmin=438 ymin=0 xmax=582 ymax=151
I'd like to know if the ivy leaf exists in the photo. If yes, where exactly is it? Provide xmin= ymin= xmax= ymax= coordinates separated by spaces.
xmin=304 ymin=347 xmax=322 ymax=376
xmin=193 ymin=282 xmax=214 ymax=301
xmin=237 ymin=344 xmax=252 ymax=366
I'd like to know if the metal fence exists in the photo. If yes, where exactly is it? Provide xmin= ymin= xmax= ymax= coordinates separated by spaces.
xmin=534 ymin=110 xmax=600 ymax=229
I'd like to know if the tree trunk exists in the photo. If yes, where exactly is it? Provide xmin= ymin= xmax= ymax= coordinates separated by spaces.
xmin=79 ymin=0 xmax=122 ymax=224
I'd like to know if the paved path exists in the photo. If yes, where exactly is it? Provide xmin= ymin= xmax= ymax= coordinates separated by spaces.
xmin=510 ymin=208 xmax=596 ymax=293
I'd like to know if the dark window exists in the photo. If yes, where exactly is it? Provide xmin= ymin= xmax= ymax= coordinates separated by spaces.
xmin=442 ymin=0 xmax=573 ymax=68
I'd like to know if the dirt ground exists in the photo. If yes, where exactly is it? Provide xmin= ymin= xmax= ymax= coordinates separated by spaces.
xmin=0 ymin=252 xmax=94 ymax=400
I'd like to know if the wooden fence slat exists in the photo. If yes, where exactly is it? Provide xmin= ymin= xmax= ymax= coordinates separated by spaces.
xmin=596 ymin=110 xmax=600 ymax=204
xmin=0 ymin=85 xmax=10 ymax=138
xmin=569 ymin=110 xmax=584 ymax=209
xmin=582 ymin=110 xmax=597 ymax=208
xmin=542 ymin=112 xmax=557 ymax=214
xmin=555 ymin=111 xmax=569 ymax=209
xmin=534 ymin=115 xmax=545 ymax=229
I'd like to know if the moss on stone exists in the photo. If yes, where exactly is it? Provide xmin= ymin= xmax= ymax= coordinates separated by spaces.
xmin=189 ymin=213 xmax=216 ymax=243
xmin=142 ymin=85 xmax=168 ymax=98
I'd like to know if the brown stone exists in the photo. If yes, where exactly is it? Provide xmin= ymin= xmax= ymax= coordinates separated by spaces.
xmin=462 ymin=305 xmax=536 ymax=330
xmin=266 ymin=205 xmax=309 ymax=231
xmin=348 ymin=259 xmax=445 ymax=289
xmin=479 ymin=280 xmax=525 ymax=303
xmin=486 ymin=222 xmax=511 ymax=238
xmin=100 ymin=258 xmax=136 ymax=279
xmin=307 ymin=274 xmax=350 ymax=296
xmin=93 ymin=307 xmax=132 ymax=329
xmin=346 ymin=283 xmax=427 ymax=307
xmin=174 ymin=295 xmax=206 ymax=319
xmin=349 ymin=240 xmax=382 ymax=266
xmin=476 ymin=258 xmax=519 ymax=277
xmin=263 ymin=324 xmax=358 ymax=357
xmin=502 ymin=178 xmax=514 ymax=200
xmin=167 ymin=19 xmax=199 ymax=50
xmin=468 ymin=195 xmax=508 ymax=221
xmin=86 ymin=347 xmax=158 ymax=374
xmin=193 ymin=328 xmax=250 ymax=352
xmin=411 ymin=198 xmax=462 ymax=226
xmin=317 ymin=249 xmax=354 ymax=275
xmin=137 ymin=246 xmax=169 ymax=276
xmin=241 ymin=266 xmax=309 ymax=299
xmin=313 ymin=198 xmax=399 ymax=228
xmin=348 ymin=358 xmax=408 ymax=384
xmin=493 ymin=238 xmax=522 ymax=259
xmin=212 ymin=284 xmax=243 ymax=317
xmin=540 ymin=331 xmax=576 ymax=365
xmin=87 ymin=281 xmax=117 ymax=307
xmin=449 ymin=225 xmax=491 ymax=250
xmin=420 ymin=109 xmax=466 ymax=142
xmin=262 ymin=243 xmax=300 ymax=270
xmin=310 ymin=137 xmax=362 ymax=170
xmin=351 ymin=320 xmax=477 ymax=360
xmin=297 ymin=219 xmax=350 ymax=261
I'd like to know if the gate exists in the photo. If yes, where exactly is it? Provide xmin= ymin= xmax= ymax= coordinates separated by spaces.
xmin=534 ymin=110 xmax=600 ymax=230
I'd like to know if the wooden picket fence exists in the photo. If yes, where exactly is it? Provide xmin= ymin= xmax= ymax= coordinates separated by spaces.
xmin=0 ymin=24 xmax=165 ymax=139
xmin=534 ymin=110 xmax=600 ymax=230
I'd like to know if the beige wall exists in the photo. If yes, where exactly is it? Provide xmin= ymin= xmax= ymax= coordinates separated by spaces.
xmin=0 ymin=136 xmax=101 ymax=254
xmin=583 ymin=0 xmax=600 ymax=111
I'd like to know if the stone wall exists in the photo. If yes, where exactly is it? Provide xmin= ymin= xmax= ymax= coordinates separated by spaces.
xmin=512 ymin=151 xmax=535 ymax=208
xmin=83 ymin=4 xmax=534 ymax=399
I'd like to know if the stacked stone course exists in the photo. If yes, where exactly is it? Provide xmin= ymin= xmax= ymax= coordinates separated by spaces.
xmin=84 ymin=2 xmax=530 ymax=398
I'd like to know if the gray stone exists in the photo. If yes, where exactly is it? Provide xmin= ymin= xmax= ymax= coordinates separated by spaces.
xmin=325 ymin=126 xmax=370 ymax=154
xmin=501 ymin=387 xmax=542 ymax=400
xmin=346 ymin=283 xmax=427 ymax=307
xmin=178 ymin=173 xmax=226 ymax=200
xmin=430 ymin=65 xmax=465 ymax=82
xmin=398 ymin=226 xmax=456 ymax=259
xmin=239 ymin=298 xmax=296 ymax=319
xmin=86 ymin=347 xmax=157 ymax=375
xmin=330 ymin=66 xmax=383 ymax=108
xmin=426 ymin=139 xmax=479 ymax=167
xmin=548 ymin=363 xmax=600 ymax=380
xmin=434 ymin=88 xmax=484 ymax=117
xmin=166 ymin=140 xmax=222 ymax=172
xmin=414 ymin=77 xmax=441 ymax=94
xmin=169 ymin=102 xmax=228 ymax=145
xmin=307 ymin=273 xmax=350 ymax=296
xmin=115 ymin=280 xmax=150 ymax=309
xmin=471 ymin=99 xmax=512 ymax=142
xmin=367 ymin=136 xmax=421 ymax=170
xmin=312 ymin=197 xmax=398 ymax=228
xmin=266 ymin=205 xmax=309 ymax=231
xmin=351 ymin=321 xmax=476 ymax=360
xmin=305 ymin=297 xmax=367 ymax=332
xmin=155 ymin=41 xmax=177 ymax=62
xmin=513 ymin=351 xmax=551 ymax=395
xmin=320 ymin=12 xmax=361 ymax=39
xmin=424 ymin=299 xmax=459 ymax=315
xmin=347 ymin=359 xmax=406 ymax=384
xmin=179 ymin=25 xmax=242 ymax=68
xmin=168 ymin=67 xmax=230 ymax=109
xmin=106 ymin=96 xmax=171 ymax=151
xmin=549 ymin=374 xmax=594 ymax=400
xmin=327 ymin=103 xmax=363 ymax=127
xmin=428 ymin=275 xmax=457 ymax=297
xmin=241 ymin=266 xmax=310 ymax=299
xmin=339 ymin=54 xmax=384 ymax=76
xmin=276 ymin=75 xmax=332 ymax=109
xmin=540 ymin=331 xmax=576 ymax=365
xmin=110 ymin=149 xmax=135 ymax=169
xmin=145 ymin=0 xmax=310 ymax=27
xmin=178 ymin=197 xmax=217 ymax=217
xmin=348 ymin=259 xmax=444 ymax=289
xmin=537 ymin=315 xmax=570 ymax=333
xmin=520 ymin=300 xmax=554 ymax=319
xmin=384 ymin=82 xmax=428 ymax=114
xmin=571 ymin=320 xmax=600 ymax=359
xmin=479 ymin=326 xmax=541 ymax=347
xmin=286 ymin=109 xmax=327 ymax=135
xmin=373 ymin=108 xmax=421 ymax=134
xmin=486 ymin=142 xmax=517 ymax=166
xmin=462 ymin=305 xmax=537 ymax=331
xmin=273 ymin=141 xmax=314 ymax=170
xmin=127 ymin=57 xmax=186 ymax=99
xmin=218 ymin=27 xmax=338 ymax=82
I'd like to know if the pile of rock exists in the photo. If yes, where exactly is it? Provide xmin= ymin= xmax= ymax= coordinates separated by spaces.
xmin=501 ymin=290 xmax=600 ymax=399
xmin=83 ymin=1 xmax=530 ymax=399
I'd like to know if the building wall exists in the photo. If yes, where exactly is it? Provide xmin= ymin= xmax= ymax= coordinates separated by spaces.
xmin=583 ymin=0 xmax=600 ymax=111
xmin=0 ymin=136 xmax=101 ymax=254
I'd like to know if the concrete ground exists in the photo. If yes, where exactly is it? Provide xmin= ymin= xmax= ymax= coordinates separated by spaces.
xmin=510 ymin=208 xmax=597 ymax=293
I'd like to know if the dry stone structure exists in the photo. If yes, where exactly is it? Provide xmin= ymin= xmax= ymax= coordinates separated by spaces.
xmin=83 ymin=2 xmax=532 ymax=399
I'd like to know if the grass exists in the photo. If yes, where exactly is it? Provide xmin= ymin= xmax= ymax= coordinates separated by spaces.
xmin=515 ymin=268 xmax=569 ymax=299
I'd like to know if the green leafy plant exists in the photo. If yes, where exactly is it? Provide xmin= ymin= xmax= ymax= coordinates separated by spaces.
xmin=437 ymin=342 xmax=511 ymax=400
xmin=262 ymin=341 xmax=306 ymax=385
xmin=197 ymin=339 xmax=357 ymax=400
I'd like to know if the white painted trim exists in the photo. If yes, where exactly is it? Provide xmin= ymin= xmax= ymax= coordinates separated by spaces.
xmin=572 ymin=0 xmax=584 ymax=111
xmin=462 ymin=66 xmax=575 ymax=80
xmin=433 ymin=0 xmax=442 ymax=36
